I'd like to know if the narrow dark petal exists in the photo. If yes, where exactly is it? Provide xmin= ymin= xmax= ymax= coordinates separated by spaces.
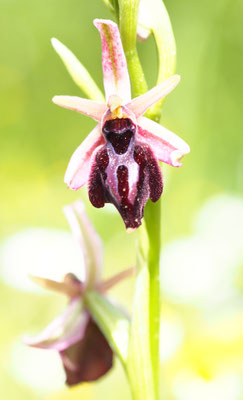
xmin=60 ymin=317 xmax=113 ymax=386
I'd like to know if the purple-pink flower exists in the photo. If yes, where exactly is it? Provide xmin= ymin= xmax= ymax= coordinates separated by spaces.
xmin=52 ymin=19 xmax=190 ymax=230
xmin=24 ymin=201 xmax=133 ymax=386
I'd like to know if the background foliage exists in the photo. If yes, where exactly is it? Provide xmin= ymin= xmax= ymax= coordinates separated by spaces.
xmin=0 ymin=0 xmax=242 ymax=399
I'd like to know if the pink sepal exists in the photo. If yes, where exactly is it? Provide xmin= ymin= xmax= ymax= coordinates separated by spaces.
xmin=63 ymin=201 xmax=103 ymax=287
xmin=93 ymin=19 xmax=131 ymax=103
xmin=23 ymin=299 xmax=88 ymax=351
xmin=53 ymin=96 xmax=106 ymax=121
xmin=137 ymin=116 xmax=190 ymax=167
xmin=127 ymin=75 xmax=180 ymax=118
xmin=64 ymin=125 xmax=105 ymax=190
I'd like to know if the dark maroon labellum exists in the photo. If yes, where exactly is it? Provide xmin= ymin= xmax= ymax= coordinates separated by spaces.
xmin=60 ymin=318 xmax=113 ymax=386
xmin=134 ymin=144 xmax=163 ymax=203
xmin=88 ymin=119 xmax=163 ymax=230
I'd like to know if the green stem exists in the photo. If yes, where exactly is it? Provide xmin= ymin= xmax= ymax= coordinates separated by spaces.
xmin=118 ymin=1 xmax=160 ymax=400
xmin=127 ymin=263 xmax=157 ymax=400
xmin=144 ymin=199 xmax=161 ymax=395
xmin=118 ymin=0 xmax=148 ymax=97
xmin=118 ymin=1 xmax=176 ymax=399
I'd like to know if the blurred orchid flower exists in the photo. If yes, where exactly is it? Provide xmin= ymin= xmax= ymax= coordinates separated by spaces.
xmin=24 ymin=201 xmax=134 ymax=386
xmin=52 ymin=19 xmax=190 ymax=230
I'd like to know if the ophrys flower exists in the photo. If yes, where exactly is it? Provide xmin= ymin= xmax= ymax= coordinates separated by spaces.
xmin=52 ymin=19 xmax=190 ymax=230
xmin=24 ymin=201 xmax=134 ymax=385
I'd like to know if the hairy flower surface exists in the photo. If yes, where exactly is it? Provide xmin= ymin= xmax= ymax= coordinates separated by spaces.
xmin=52 ymin=19 xmax=190 ymax=230
xmin=24 ymin=201 xmax=133 ymax=386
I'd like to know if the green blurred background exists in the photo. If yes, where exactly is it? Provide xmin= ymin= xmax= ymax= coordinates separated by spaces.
xmin=0 ymin=0 xmax=243 ymax=399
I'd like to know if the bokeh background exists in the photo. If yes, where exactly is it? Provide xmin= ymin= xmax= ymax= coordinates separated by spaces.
xmin=0 ymin=0 xmax=243 ymax=399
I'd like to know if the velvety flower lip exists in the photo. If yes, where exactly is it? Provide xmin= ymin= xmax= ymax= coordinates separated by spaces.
xmin=24 ymin=201 xmax=134 ymax=386
xmin=52 ymin=19 xmax=190 ymax=230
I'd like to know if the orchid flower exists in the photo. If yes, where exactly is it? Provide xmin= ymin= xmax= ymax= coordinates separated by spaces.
xmin=24 ymin=201 xmax=134 ymax=386
xmin=52 ymin=19 xmax=190 ymax=230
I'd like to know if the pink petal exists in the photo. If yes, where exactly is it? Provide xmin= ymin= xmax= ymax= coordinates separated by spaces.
xmin=126 ymin=75 xmax=180 ymax=118
xmin=23 ymin=298 xmax=88 ymax=351
xmin=64 ymin=124 xmax=105 ymax=190
xmin=98 ymin=266 xmax=136 ymax=292
xmin=53 ymin=96 xmax=106 ymax=121
xmin=137 ymin=116 xmax=190 ymax=167
xmin=29 ymin=274 xmax=82 ymax=298
xmin=93 ymin=19 xmax=131 ymax=103
xmin=63 ymin=201 xmax=103 ymax=287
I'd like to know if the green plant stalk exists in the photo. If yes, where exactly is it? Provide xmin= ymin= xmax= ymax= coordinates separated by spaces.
xmin=144 ymin=199 xmax=161 ymax=394
xmin=118 ymin=1 xmax=160 ymax=399
xmin=126 ymin=178 xmax=161 ymax=400
xmin=118 ymin=0 xmax=148 ymax=97
xmin=127 ymin=262 xmax=157 ymax=400
xmin=118 ymin=1 xmax=176 ymax=399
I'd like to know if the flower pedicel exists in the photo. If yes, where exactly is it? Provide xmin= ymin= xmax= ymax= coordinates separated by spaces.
xmin=52 ymin=19 xmax=190 ymax=230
